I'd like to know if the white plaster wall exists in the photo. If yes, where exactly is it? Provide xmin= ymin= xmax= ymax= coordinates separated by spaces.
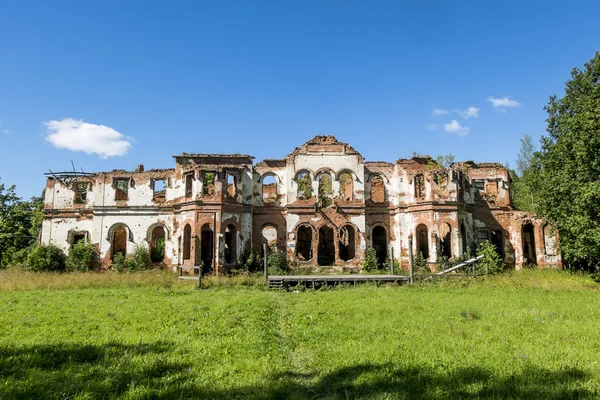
xmin=44 ymin=218 xmax=94 ymax=254
xmin=93 ymin=213 xmax=175 ymax=263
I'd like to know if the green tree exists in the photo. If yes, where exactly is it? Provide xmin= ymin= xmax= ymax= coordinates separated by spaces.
xmin=511 ymin=134 xmax=538 ymax=212
xmin=536 ymin=52 xmax=600 ymax=269
xmin=0 ymin=180 xmax=41 ymax=267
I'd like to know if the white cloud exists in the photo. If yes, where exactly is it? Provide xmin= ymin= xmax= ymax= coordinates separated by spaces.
xmin=432 ymin=108 xmax=449 ymax=115
xmin=487 ymin=97 xmax=521 ymax=110
xmin=424 ymin=123 xmax=439 ymax=131
xmin=443 ymin=120 xmax=469 ymax=137
xmin=44 ymin=118 xmax=132 ymax=158
xmin=3 ymin=129 xmax=8 ymax=135
xmin=456 ymin=106 xmax=479 ymax=119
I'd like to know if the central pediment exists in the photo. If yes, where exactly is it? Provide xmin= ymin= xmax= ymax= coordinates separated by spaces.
xmin=289 ymin=135 xmax=363 ymax=160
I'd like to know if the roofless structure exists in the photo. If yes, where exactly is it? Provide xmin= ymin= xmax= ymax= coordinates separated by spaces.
xmin=41 ymin=135 xmax=561 ymax=272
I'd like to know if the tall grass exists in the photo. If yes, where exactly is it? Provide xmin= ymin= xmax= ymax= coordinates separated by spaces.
xmin=0 ymin=269 xmax=599 ymax=398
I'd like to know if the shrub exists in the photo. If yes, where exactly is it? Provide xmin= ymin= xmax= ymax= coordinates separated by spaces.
xmin=382 ymin=259 xmax=400 ymax=273
xmin=267 ymin=246 xmax=288 ymax=274
xmin=151 ymin=237 xmax=165 ymax=262
xmin=477 ymin=241 xmax=505 ymax=274
xmin=112 ymin=245 xmax=152 ymax=273
xmin=27 ymin=244 xmax=67 ymax=272
xmin=363 ymin=248 xmax=378 ymax=272
xmin=66 ymin=241 xmax=99 ymax=272
xmin=412 ymin=252 xmax=431 ymax=274
xmin=241 ymin=250 xmax=262 ymax=273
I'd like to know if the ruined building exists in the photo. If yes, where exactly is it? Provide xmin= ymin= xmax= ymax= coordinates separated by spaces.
xmin=41 ymin=136 xmax=561 ymax=272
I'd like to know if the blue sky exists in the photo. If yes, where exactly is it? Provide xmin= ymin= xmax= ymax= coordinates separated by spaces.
xmin=1 ymin=1 xmax=599 ymax=199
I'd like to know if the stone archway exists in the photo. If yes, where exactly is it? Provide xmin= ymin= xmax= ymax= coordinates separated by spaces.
xmin=372 ymin=226 xmax=387 ymax=266
xmin=339 ymin=225 xmax=356 ymax=261
xmin=296 ymin=225 xmax=313 ymax=261
xmin=201 ymin=224 xmax=214 ymax=272
xmin=150 ymin=226 xmax=166 ymax=262
xmin=318 ymin=225 xmax=335 ymax=266
xmin=522 ymin=223 xmax=537 ymax=265
xmin=111 ymin=226 xmax=128 ymax=261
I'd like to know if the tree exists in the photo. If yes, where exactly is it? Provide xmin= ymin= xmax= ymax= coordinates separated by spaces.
xmin=511 ymin=134 xmax=538 ymax=212
xmin=516 ymin=133 xmax=535 ymax=176
xmin=0 ymin=179 xmax=43 ymax=267
xmin=536 ymin=52 xmax=600 ymax=269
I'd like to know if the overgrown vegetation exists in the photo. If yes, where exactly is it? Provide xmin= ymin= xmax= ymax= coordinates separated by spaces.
xmin=476 ymin=240 xmax=506 ymax=274
xmin=0 ymin=179 xmax=43 ymax=267
xmin=26 ymin=243 xmax=67 ymax=272
xmin=0 ymin=269 xmax=599 ymax=398
xmin=66 ymin=241 xmax=100 ymax=272
xmin=362 ymin=248 xmax=378 ymax=272
xmin=516 ymin=52 xmax=600 ymax=273
xmin=267 ymin=246 xmax=288 ymax=274
xmin=112 ymin=245 xmax=152 ymax=273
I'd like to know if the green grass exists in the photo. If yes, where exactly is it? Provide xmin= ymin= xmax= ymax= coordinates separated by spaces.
xmin=1 ymin=269 xmax=599 ymax=399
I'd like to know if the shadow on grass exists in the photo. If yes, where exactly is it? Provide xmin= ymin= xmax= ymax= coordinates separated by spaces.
xmin=0 ymin=343 xmax=595 ymax=399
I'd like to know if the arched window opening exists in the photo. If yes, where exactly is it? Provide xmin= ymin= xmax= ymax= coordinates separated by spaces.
xmin=112 ymin=226 xmax=128 ymax=261
xmin=372 ymin=226 xmax=387 ymax=266
xmin=296 ymin=225 xmax=313 ymax=261
xmin=224 ymin=224 xmax=237 ymax=264
xmin=261 ymin=225 xmax=278 ymax=256
xmin=440 ymin=223 xmax=452 ymax=258
xmin=338 ymin=172 xmax=354 ymax=201
xmin=262 ymin=175 xmax=278 ymax=204
xmin=183 ymin=224 xmax=191 ymax=261
xmin=339 ymin=225 xmax=356 ymax=261
xmin=522 ymin=223 xmax=537 ymax=265
xmin=201 ymin=224 xmax=214 ymax=273
xmin=296 ymin=172 xmax=313 ymax=200
xmin=318 ymin=225 xmax=335 ymax=265
xmin=318 ymin=173 xmax=333 ymax=207
xmin=150 ymin=226 xmax=166 ymax=262
xmin=370 ymin=175 xmax=386 ymax=203
xmin=416 ymin=224 xmax=429 ymax=260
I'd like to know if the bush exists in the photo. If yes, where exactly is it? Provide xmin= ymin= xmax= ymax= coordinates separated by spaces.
xmin=241 ymin=251 xmax=263 ymax=273
xmin=267 ymin=246 xmax=288 ymax=274
xmin=112 ymin=245 xmax=152 ymax=273
xmin=66 ymin=241 xmax=99 ymax=272
xmin=27 ymin=244 xmax=67 ymax=272
xmin=151 ymin=237 xmax=165 ymax=262
xmin=477 ymin=241 xmax=505 ymax=274
xmin=363 ymin=248 xmax=378 ymax=272
xmin=412 ymin=252 xmax=431 ymax=274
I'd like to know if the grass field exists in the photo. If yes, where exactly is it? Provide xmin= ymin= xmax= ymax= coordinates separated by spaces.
xmin=1 ymin=269 xmax=599 ymax=399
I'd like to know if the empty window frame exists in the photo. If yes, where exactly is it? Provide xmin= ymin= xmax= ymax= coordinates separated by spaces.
xmin=370 ymin=175 xmax=386 ymax=203
xmin=296 ymin=172 xmax=313 ymax=200
xmin=202 ymin=172 xmax=215 ymax=196
xmin=153 ymin=179 xmax=166 ymax=199
xmin=73 ymin=182 xmax=89 ymax=204
xmin=114 ymin=178 xmax=129 ymax=201
xmin=226 ymin=173 xmax=236 ymax=198
xmin=185 ymin=173 xmax=194 ymax=197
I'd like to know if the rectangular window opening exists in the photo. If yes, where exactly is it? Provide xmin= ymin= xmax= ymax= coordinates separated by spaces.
xmin=114 ymin=178 xmax=129 ymax=201
xmin=154 ymin=179 xmax=166 ymax=193
xmin=74 ymin=182 xmax=88 ymax=204
xmin=185 ymin=174 xmax=194 ymax=197
xmin=202 ymin=172 xmax=215 ymax=196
